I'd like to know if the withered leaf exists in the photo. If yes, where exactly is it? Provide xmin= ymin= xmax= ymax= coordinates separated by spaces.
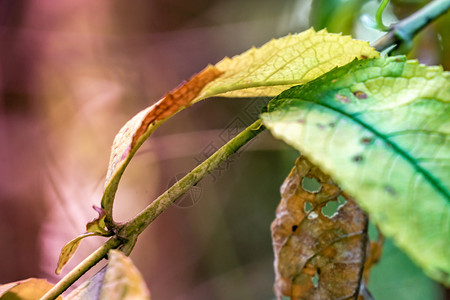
xmin=271 ymin=156 xmax=369 ymax=300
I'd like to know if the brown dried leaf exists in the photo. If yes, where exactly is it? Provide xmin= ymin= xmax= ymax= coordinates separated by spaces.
xmin=363 ymin=231 xmax=385 ymax=284
xmin=271 ymin=156 xmax=369 ymax=300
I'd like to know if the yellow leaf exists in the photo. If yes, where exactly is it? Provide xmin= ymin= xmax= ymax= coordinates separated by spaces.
xmin=0 ymin=278 xmax=62 ymax=300
xmin=55 ymin=232 xmax=101 ymax=275
xmin=101 ymin=28 xmax=379 ymax=219
xmin=199 ymin=28 xmax=379 ymax=100
xmin=66 ymin=250 xmax=151 ymax=300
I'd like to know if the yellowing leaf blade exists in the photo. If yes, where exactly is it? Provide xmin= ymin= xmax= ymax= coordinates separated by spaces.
xmin=66 ymin=250 xmax=151 ymax=300
xmin=0 ymin=278 xmax=62 ymax=300
xmin=199 ymin=28 xmax=378 ymax=99
xmin=56 ymin=232 xmax=101 ymax=275
xmin=102 ymin=28 xmax=378 ymax=222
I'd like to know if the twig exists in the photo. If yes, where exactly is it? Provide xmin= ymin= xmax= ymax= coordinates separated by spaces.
xmin=118 ymin=119 xmax=264 ymax=248
xmin=40 ymin=237 xmax=122 ymax=300
xmin=40 ymin=119 xmax=264 ymax=300
xmin=371 ymin=0 xmax=450 ymax=53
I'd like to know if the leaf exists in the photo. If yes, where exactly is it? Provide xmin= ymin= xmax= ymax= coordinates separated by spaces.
xmin=197 ymin=28 xmax=379 ymax=100
xmin=86 ymin=206 xmax=109 ymax=235
xmin=262 ymin=56 xmax=450 ymax=284
xmin=56 ymin=232 xmax=103 ymax=275
xmin=272 ymin=155 xmax=369 ymax=300
xmin=102 ymin=66 xmax=223 ymax=214
xmin=55 ymin=206 xmax=112 ymax=275
xmin=65 ymin=250 xmax=150 ymax=300
xmin=0 ymin=278 xmax=62 ymax=300
xmin=102 ymin=28 xmax=379 ymax=218
xmin=309 ymin=0 xmax=366 ymax=35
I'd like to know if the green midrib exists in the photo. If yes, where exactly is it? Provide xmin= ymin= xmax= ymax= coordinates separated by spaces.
xmin=275 ymin=97 xmax=450 ymax=202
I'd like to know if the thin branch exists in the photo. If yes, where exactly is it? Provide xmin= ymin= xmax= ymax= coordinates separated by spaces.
xmin=40 ymin=237 xmax=122 ymax=300
xmin=118 ymin=119 xmax=265 ymax=247
xmin=372 ymin=0 xmax=450 ymax=53
xmin=40 ymin=119 xmax=264 ymax=300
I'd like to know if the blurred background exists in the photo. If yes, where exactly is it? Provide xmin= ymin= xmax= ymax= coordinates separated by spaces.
xmin=0 ymin=0 xmax=448 ymax=299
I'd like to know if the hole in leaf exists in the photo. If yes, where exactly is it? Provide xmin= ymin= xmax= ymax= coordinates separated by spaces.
xmin=304 ymin=201 xmax=313 ymax=213
xmin=292 ymin=225 xmax=298 ymax=232
xmin=321 ymin=195 xmax=347 ymax=218
xmin=312 ymin=270 xmax=319 ymax=288
xmin=337 ymin=195 xmax=347 ymax=205
xmin=302 ymin=177 xmax=321 ymax=193
xmin=321 ymin=200 xmax=340 ymax=218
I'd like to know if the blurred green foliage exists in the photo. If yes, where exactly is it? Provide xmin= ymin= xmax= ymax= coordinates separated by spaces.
xmin=310 ymin=0 xmax=367 ymax=34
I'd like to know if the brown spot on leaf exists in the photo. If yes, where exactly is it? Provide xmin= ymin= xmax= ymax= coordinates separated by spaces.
xmin=132 ymin=65 xmax=223 ymax=147
xmin=353 ymin=90 xmax=368 ymax=100
xmin=271 ymin=156 xmax=370 ymax=300
xmin=335 ymin=94 xmax=350 ymax=103
xmin=361 ymin=137 xmax=373 ymax=145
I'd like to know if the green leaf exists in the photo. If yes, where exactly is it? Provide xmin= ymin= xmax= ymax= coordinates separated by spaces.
xmin=309 ymin=0 xmax=366 ymax=34
xmin=0 ymin=278 xmax=62 ymax=300
xmin=86 ymin=206 xmax=109 ymax=235
xmin=102 ymin=28 xmax=379 ymax=221
xmin=261 ymin=56 xmax=450 ymax=284
xmin=65 ymin=250 xmax=151 ymax=300
xmin=56 ymin=232 xmax=103 ymax=275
